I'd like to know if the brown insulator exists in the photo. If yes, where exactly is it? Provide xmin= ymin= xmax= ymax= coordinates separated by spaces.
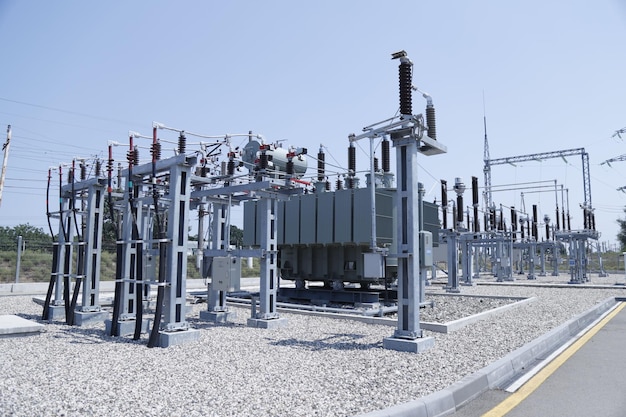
xmin=382 ymin=139 xmax=390 ymax=172
xmin=399 ymin=60 xmax=412 ymax=115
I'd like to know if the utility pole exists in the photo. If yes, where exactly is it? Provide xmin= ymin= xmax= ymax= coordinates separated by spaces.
xmin=0 ymin=125 xmax=11 ymax=207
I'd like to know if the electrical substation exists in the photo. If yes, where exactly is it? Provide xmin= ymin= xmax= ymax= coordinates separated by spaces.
xmin=37 ymin=50 xmax=607 ymax=353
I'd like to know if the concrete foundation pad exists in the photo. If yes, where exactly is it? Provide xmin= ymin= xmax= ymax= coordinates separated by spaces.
xmin=46 ymin=305 xmax=67 ymax=321
xmin=73 ymin=310 xmax=109 ymax=326
xmin=104 ymin=319 xmax=151 ymax=337
xmin=159 ymin=328 xmax=201 ymax=348
xmin=199 ymin=310 xmax=236 ymax=323
xmin=383 ymin=336 xmax=434 ymax=353
xmin=0 ymin=315 xmax=45 ymax=337
xmin=247 ymin=317 xmax=288 ymax=329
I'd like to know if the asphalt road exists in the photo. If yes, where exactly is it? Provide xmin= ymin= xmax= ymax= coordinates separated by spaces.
xmin=452 ymin=303 xmax=626 ymax=417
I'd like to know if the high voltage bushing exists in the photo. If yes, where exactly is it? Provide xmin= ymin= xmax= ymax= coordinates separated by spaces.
xmin=348 ymin=143 xmax=356 ymax=174
xmin=426 ymin=105 xmax=437 ymax=140
xmin=398 ymin=60 xmax=413 ymax=115
xmin=317 ymin=148 xmax=325 ymax=181
xmin=151 ymin=141 xmax=162 ymax=160
xmin=336 ymin=177 xmax=343 ymax=190
xmin=128 ymin=146 xmax=139 ymax=166
xmin=471 ymin=176 xmax=479 ymax=232
xmin=227 ymin=160 xmax=235 ymax=176
xmin=286 ymin=160 xmax=294 ymax=175
xmin=259 ymin=152 xmax=268 ymax=170
xmin=178 ymin=132 xmax=186 ymax=154
xmin=532 ymin=205 xmax=538 ymax=239
xmin=382 ymin=139 xmax=390 ymax=172
xmin=95 ymin=160 xmax=101 ymax=177
xmin=80 ymin=162 xmax=87 ymax=181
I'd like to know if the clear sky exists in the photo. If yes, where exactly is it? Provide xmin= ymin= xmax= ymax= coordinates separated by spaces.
xmin=1 ymin=1 xmax=625 ymax=247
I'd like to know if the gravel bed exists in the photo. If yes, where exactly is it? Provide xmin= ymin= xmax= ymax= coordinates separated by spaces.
xmin=1 ymin=281 xmax=625 ymax=417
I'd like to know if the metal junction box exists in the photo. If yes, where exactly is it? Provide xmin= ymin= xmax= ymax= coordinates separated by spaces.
xmin=211 ymin=256 xmax=241 ymax=292
xmin=420 ymin=231 xmax=433 ymax=267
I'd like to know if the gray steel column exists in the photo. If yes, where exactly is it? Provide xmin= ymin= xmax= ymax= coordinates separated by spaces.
xmin=207 ymin=203 xmax=228 ymax=312
xmin=461 ymin=239 xmax=473 ymax=285
xmin=80 ymin=182 xmax=105 ymax=311
xmin=118 ymin=178 xmax=140 ymax=320
xmin=445 ymin=231 xmax=460 ymax=292
xmin=53 ymin=203 xmax=70 ymax=304
xmin=256 ymin=197 xmax=279 ymax=320
xmin=162 ymin=161 xmax=192 ymax=331
xmin=382 ymin=132 xmax=433 ymax=354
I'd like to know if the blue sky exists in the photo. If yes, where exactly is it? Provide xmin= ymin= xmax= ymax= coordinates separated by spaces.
xmin=1 ymin=1 xmax=625 ymax=246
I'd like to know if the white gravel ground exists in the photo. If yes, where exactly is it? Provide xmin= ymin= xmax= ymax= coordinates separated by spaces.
xmin=1 ymin=278 xmax=624 ymax=417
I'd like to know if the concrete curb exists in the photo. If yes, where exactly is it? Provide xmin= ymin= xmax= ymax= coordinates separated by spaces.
xmin=266 ymin=296 xmax=535 ymax=334
xmin=357 ymin=296 xmax=618 ymax=417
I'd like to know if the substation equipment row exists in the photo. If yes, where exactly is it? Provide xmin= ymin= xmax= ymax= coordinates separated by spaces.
xmin=439 ymin=157 xmax=603 ymax=292
xmin=39 ymin=50 xmax=603 ymax=351
xmin=40 ymin=50 xmax=447 ymax=352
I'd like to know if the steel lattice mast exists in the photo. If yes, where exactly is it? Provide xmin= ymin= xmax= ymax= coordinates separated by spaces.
xmin=484 ymin=147 xmax=592 ymax=211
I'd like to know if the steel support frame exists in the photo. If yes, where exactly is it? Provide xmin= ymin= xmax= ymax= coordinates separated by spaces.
xmin=389 ymin=133 xmax=425 ymax=340
xmin=161 ymin=160 xmax=192 ymax=332
xmin=206 ymin=202 xmax=229 ymax=313
xmin=117 ymin=178 xmax=143 ymax=322
xmin=252 ymin=197 xmax=281 ymax=322
xmin=79 ymin=181 xmax=106 ymax=312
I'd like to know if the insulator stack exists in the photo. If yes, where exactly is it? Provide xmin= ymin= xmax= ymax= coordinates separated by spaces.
xmin=95 ymin=160 xmax=101 ymax=177
xmin=471 ymin=177 xmax=479 ymax=206
xmin=201 ymin=166 xmax=208 ymax=177
xmin=490 ymin=208 xmax=496 ymax=231
xmin=348 ymin=144 xmax=356 ymax=175
xmin=128 ymin=147 xmax=139 ymax=166
xmin=441 ymin=180 xmax=448 ymax=229
xmin=399 ymin=60 xmax=412 ymax=115
xmin=67 ymin=168 xmax=73 ymax=184
xmin=567 ymin=212 xmax=571 ymax=230
xmin=456 ymin=195 xmax=463 ymax=224
xmin=466 ymin=210 xmax=471 ymax=231
xmin=426 ymin=105 xmax=437 ymax=140
xmin=178 ymin=132 xmax=186 ymax=154
xmin=134 ymin=146 xmax=139 ymax=165
xmin=555 ymin=207 xmax=560 ymax=230
xmin=227 ymin=160 xmax=235 ymax=176
xmin=325 ymin=181 xmax=331 ymax=191
xmin=591 ymin=212 xmax=596 ymax=230
xmin=545 ymin=223 xmax=550 ymax=240
xmin=317 ymin=149 xmax=325 ymax=181
xmin=520 ymin=219 xmax=525 ymax=240
xmin=382 ymin=139 xmax=390 ymax=172
xmin=259 ymin=152 xmax=268 ymax=170
xmin=374 ymin=157 xmax=379 ymax=172
xmin=499 ymin=208 xmax=504 ymax=230
xmin=583 ymin=208 xmax=588 ymax=229
xmin=562 ymin=210 xmax=567 ymax=231
xmin=532 ymin=205 xmax=538 ymax=240
xmin=511 ymin=207 xmax=517 ymax=240
xmin=151 ymin=141 xmax=162 ymax=161
xmin=336 ymin=178 xmax=343 ymax=190
xmin=80 ymin=163 xmax=87 ymax=180
xmin=286 ymin=160 xmax=294 ymax=175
